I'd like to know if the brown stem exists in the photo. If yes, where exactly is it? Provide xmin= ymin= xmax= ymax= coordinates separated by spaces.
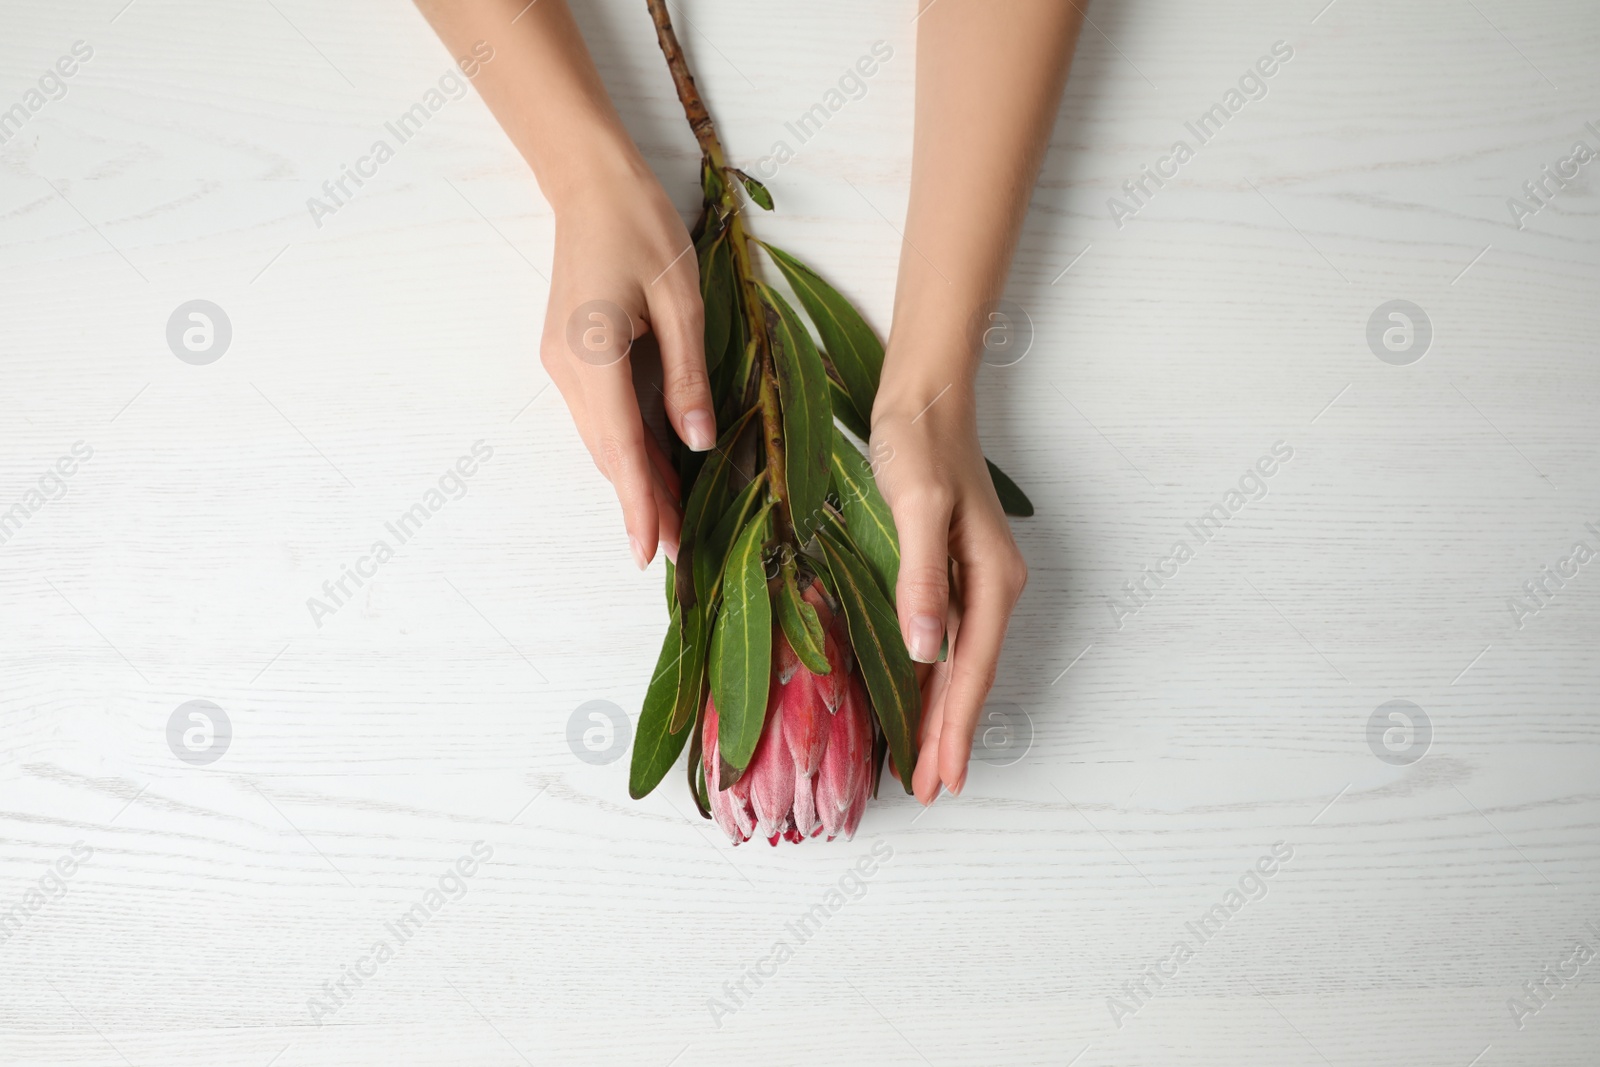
xmin=644 ymin=0 xmax=789 ymax=534
xmin=644 ymin=0 xmax=724 ymax=166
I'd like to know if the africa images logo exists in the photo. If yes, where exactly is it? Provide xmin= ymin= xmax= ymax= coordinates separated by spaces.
xmin=305 ymin=441 xmax=494 ymax=627
xmin=305 ymin=41 xmax=495 ymax=229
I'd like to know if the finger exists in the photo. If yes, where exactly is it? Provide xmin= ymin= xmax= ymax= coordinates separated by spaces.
xmin=911 ymin=600 xmax=961 ymax=803
xmin=581 ymin=367 xmax=660 ymax=570
xmin=641 ymin=406 xmax=685 ymax=563
xmin=643 ymin=431 xmax=682 ymax=506
xmin=889 ymin=492 xmax=953 ymax=664
xmin=937 ymin=559 xmax=1022 ymax=794
xmin=646 ymin=267 xmax=715 ymax=452
xmin=912 ymin=661 xmax=951 ymax=803
xmin=653 ymin=475 xmax=681 ymax=564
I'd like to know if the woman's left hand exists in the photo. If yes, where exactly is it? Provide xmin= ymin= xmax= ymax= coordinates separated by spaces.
xmin=870 ymin=377 xmax=1028 ymax=804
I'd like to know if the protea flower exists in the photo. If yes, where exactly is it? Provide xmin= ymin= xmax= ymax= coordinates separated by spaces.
xmin=702 ymin=583 xmax=873 ymax=845
xmin=623 ymin=0 xmax=1032 ymax=842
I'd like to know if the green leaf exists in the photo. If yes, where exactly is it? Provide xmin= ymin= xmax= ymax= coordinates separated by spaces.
xmin=777 ymin=563 xmax=830 ymax=675
xmin=816 ymin=524 xmax=919 ymax=796
xmin=630 ymin=618 xmax=694 ymax=799
xmin=762 ymin=242 xmax=1035 ymax=520
xmin=700 ymin=469 xmax=767 ymax=607
xmin=675 ymin=407 xmax=757 ymax=613
xmin=687 ymin=706 xmax=711 ymax=819
xmin=829 ymin=377 xmax=871 ymax=442
xmin=701 ymin=158 xmax=725 ymax=207
xmin=761 ymin=283 xmax=831 ymax=544
xmin=711 ymin=315 xmax=752 ymax=426
xmin=829 ymin=426 xmax=899 ymax=599
xmin=669 ymin=604 xmax=709 ymax=734
xmin=699 ymin=234 xmax=734 ymax=372
xmin=985 ymin=457 xmax=1036 ymax=518
xmin=676 ymin=458 xmax=729 ymax=614
xmin=711 ymin=501 xmax=775 ymax=775
xmin=761 ymin=242 xmax=882 ymax=433
xmin=733 ymin=168 xmax=774 ymax=210
xmin=987 ymin=458 xmax=1034 ymax=517
xmin=715 ymin=327 xmax=756 ymax=427
xmin=870 ymin=723 xmax=887 ymax=799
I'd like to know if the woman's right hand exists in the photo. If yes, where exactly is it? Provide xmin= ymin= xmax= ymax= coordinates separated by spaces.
xmin=539 ymin=162 xmax=713 ymax=570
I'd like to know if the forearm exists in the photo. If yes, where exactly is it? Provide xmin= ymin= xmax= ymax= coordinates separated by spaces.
xmin=415 ymin=0 xmax=649 ymax=210
xmin=879 ymin=0 xmax=1083 ymax=407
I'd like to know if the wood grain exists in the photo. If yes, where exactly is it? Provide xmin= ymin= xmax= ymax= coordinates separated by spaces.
xmin=1 ymin=1 xmax=1598 ymax=1064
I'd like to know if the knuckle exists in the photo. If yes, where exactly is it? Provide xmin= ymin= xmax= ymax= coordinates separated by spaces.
xmin=892 ymin=484 xmax=954 ymax=520
xmin=1005 ymin=554 xmax=1029 ymax=599
xmin=596 ymin=434 xmax=634 ymax=479
xmin=666 ymin=364 xmax=711 ymax=401
xmin=538 ymin=340 xmax=562 ymax=374
xmin=658 ymin=286 xmax=704 ymax=333
xmin=898 ymin=565 xmax=949 ymax=607
xmin=959 ymin=657 xmax=1000 ymax=698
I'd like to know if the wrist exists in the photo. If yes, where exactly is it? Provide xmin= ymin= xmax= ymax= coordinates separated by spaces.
xmin=537 ymin=128 xmax=655 ymax=217
xmin=874 ymin=321 xmax=979 ymax=425
xmin=871 ymin=365 xmax=977 ymax=431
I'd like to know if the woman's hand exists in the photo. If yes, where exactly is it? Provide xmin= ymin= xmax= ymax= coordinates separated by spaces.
xmin=539 ymin=165 xmax=713 ymax=570
xmin=417 ymin=0 xmax=714 ymax=569
xmin=871 ymin=379 xmax=1027 ymax=803
xmin=868 ymin=0 xmax=1080 ymax=801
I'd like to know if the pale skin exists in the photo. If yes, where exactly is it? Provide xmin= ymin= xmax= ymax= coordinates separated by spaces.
xmin=417 ymin=0 xmax=1083 ymax=804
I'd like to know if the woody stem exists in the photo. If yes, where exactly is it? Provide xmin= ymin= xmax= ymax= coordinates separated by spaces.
xmin=644 ymin=0 xmax=789 ymax=535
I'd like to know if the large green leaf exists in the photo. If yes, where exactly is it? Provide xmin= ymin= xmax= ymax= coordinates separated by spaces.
xmin=700 ymin=469 xmax=767 ymax=607
xmin=716 ymin=329 xmax=756 ymax=428
xmin=829 ymin=377 xmax=871 ymax=442
xmin=762 ymin=242 xmax=882 ymax=433
xmin=711 ymin=501 xmax=775 ymax=776
xmin=668 ymin=603 xmax=709 ymax=734
xmin=987 ymin=458 xmax=1034 ymax=518
xmin=776 ymin=562 xmax=830 ymax=675
xmin=760 ymin=242 xmax=1036 ymax=521
xmin=816 ymin=524 xmax=919 ymax=795
xmin=630 ymin=618 xmax=694 ymax=799
xmin=675 ymin=407 xmax=756 ymax=613
xmin=687 ymin=702 xmax=711 ymax=819
xmin=761 ymin=284 xmax=830 ymax=544
xmin=699 ymin=233 xmax=734 ymax=373
xmin=829 ymin=427 xmax=899 ymax=599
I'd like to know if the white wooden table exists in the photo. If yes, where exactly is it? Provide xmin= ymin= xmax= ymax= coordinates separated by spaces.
xmin=2 ymin=1 xmax=1598 ymax=1064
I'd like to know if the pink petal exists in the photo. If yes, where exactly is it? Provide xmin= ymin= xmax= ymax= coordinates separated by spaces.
xmin=774 ymin=624 xmax=800 ymax=685
xmin=841 ymin=762 xmax=870 ymax=841
xmin=702 ymin=703 xmax=745 ymax=845
xmin=815 ymin=628 xmax=847 ymax=713
xmin=728 ymin=769 xmax=756 ymax=841
xmin=843 ymin=672 xmax=874 ymax=801
xmin=781 ymin=668 xmax=827 ymax=775
xmin=748 ymin=689 xmax=795 ymax=842
xmin=792 ymin=767 xmax=819 ymax=838
xmin=816 ymin=671 xmax=873 ymax=839
xmin=800 ymin=579 xmax=835 ymax=630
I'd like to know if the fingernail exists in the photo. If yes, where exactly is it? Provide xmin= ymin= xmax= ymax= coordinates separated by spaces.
xmin=908 ymin=614 xmax=942 ymax=663
xmin=683 ymin=409 xmax=716 ymax=452
xmin=947 ymin=773 xmax=966 ymax=797
xmin=629 ymin=536 xmax=650 ymax=570
xmin=662 ymin=539 xmax=679 ymax=565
